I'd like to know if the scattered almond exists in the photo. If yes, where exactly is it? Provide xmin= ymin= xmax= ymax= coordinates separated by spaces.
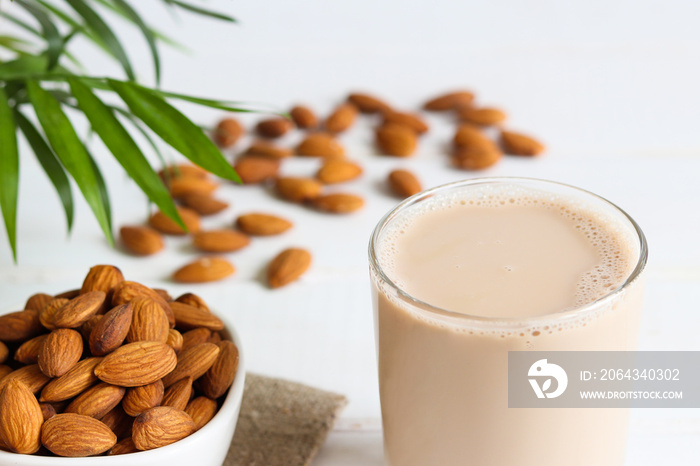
xmin=324 ymin=103 xmax=358 ymax=134
xmin=458 ymin=106 xmax=507 ymax=126
xmin=173 ymin=257 xmax=235 ymax=283
xmin=132 ymin=406 xmax=195 ymax=451
xmin=290 ymin=105 xmax=318 ymax=129
xmin=213 ymin=117 xmax=244 ymax=147
xmin=37 ymin=329 xmax=83 ymax=378
xmin=500 ymin=130 xmax=545 ymax=156
xmin=453 ymin=124 xmax=494 ymax=149
xmin=159 ymin=164 xmax=209 ymax=182
xmin=376 ymin=123 xmax=417 ymax=157
xmin=236 ymin=212 xmax=293 ymax=236
xmin=452 ymin=145 xmax=502 ymax=170
xmin=423 ymin=90 xmax=474 ymax=111
xmin=119 ymin=225 xmax=164 ymax=256
xmin=242 ymin=140 xmax=293 ymax=159
xmin=234 ymin=156 xmax=280 ymax=184
xmin=179 ymin=193 xmax=229 ymax=216
xmin=41 ymin=413 xmax=117 ymax=457
xmin=296 ymin=132 xmax=345 ymax=158
xmin=347 ymin=92 xmax=392 ymax=114
xmin=148 ymin=207 xmax=201 ymax=235
xmin=316 ymin=159 xmax=363 ymax=184
xmin=193 ymin=230 xmax=251 ymax=253
xmin=312 ymin=193 xmax=365 ymax=213
xmin=167 ymin=176 xmax=218 ymax=199
xmin=388 ymin=169 xmax=422 ymax=198
xmin=275 ymin=177 xmax=323 ymax=202
xmin=382 ymin=110 xmax=429 ymax=134
xmin=267 ymin=248 xmax=312 ymax=289
xmin=0 ymin=379 xmax=43 ymax=454
xmin=256 ymin=117 xmax=293 ymax=138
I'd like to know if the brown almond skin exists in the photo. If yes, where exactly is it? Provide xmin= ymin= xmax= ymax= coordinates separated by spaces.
xmin=382 ymin=110 xmax=429 ymax=134
xmin=175 ymin=293 xmax=209 ymax=312
xmin=95 ymin=341 xmax=177 ymax=387
xmin=347 ymin=92 xmax=392 ymax=114
xmin=256 ymin=117 xmax=293 ymax=138
xmin=0 ymin=379 xmax=43 ymax=454
xmin=120 ymin=226 xmax=165 ymax=256
xmin=500 ymin=130 xmax=545 ymax=156
xmin=159 ymin=164 xmax=209 ymax=181
xmin=423 ymin=90 xmax=475 ymax=111
xmin=0 ymin=365 xmax=13 ymax=381
xmin=0 ymin=364 xmax=51 ymax=395
xmin=173 ymin=257 xmax=235 ymax=283
xmin=80 ymin=265 xmax=125 ymax=297
xmin=100 ymin=405 xmax=133 ymax=440
xmin=108 ymin=437 xmax=139 ymax=456
xmin=290 ymin=105 xmax=318 ymax=129
xmin=14 ymin=334 xmax=48 ymax=364
xmin=162 ymin=343 xmax=220 ymax=388
xmin=316 ymin=159 xmax=363 ymax=184
xmin=39 ymin=298 xmax=69 ymax=330
xmin=89 ymin=303 xmax=133 ymax=356
xmin=236 ymin=213 xmax=293 ymax=236
xmin=242 ymin=140 xmax=293 ymax=159
xmin=132 ymin=406 xmax=195 ymax=451
xmin=148 ymin=206 xmax=201 ymax=235
xmin=181 ymin=328 xmax=212 ymax=353
xmin=312 ymin=193 xmax=365 ymax=214
xmin=110 ymin=282 xmax=175 ymax=329
xmin=180 ymin=193 xmax=229 ymax=216
xmin=214 ymin=117 xmax=244 ymax=147
xmin=40 ymin=402 xmax=56 ymax=421
xmin=38 ymin=328 xmax=84 ymax=378
xmin=126 ymin=296 xmax=170 ymax=344
xmin=51 ymin=291 xmax=106 ymax=329
xmin=54 ymin=289 xmax=80 ymax=300
xmin=453 ymin=124 xmax=494 ymax=149
xmin=0 ymin=309 xmax=43 ymax=341
xmin=324 ymin=103 xmax=358 ymax=134
xmin=275 ymin=177 xmax=323 ymax=203
xmin=168 ymin=176 xmax=218 ymax=199
xmin=40 ymin=357 xmax=102 ymax=402
xmin=42 ymin=413 xmax=117 ymax=457
xmin=162 ymin=376 xmax=193 ymax=411
xmin=458 ymin=106 xmax=507 ymax=126
xmin=376 ymin=123 xmax=418 ymax=157
xmin=388 ymin=169 xmax=422 ymax=198
xmin=123 ymin=380 xmax=164 ymax=417
xmin=193 ymin=229 xmax=251 ymax=254
xmin=199 ymin=340 xmax=239 ymax=399
xmin=0 ymin=342 xmax=7 ymax=364
xmin=234 ymin=156 xmax=280 ymax=184
xmin=268 ymin=248 xmax=312 ymax=289
xmin=167 ymin=329 xmax=184 ymax=355
xmin=65 ymin=382 xmax=125 ymax=419
xmin=296 ymin=133 xmax=345 ymax=158
xmin=452 ymin=145 xmax=502 ymax=170
xmin=170 ymin=302 xmax=225 ymax=332
xmin=185 ymin=396 xmax=218 ymax=431
xmin=25 ymin=293 xmax=53 ymax=312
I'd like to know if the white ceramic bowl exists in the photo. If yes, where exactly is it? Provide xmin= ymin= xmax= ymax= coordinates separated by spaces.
xmin=0 ymin=307 xmax=246 ymax=465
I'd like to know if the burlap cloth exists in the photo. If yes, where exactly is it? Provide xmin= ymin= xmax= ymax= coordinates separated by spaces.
xmin=224 ymin=373 xmax=348 ymax=466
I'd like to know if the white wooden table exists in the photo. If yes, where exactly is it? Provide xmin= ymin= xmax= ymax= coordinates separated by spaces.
xmin=1 ymin=1 xmax=699 ymax=464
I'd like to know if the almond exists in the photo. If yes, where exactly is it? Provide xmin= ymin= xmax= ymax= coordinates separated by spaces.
xmin=234 ymin=156 xmax=280 ymax=184
xmin=267 ymin=248 xmax=312 ymax=289
xmin=111 ymin=283 xmax=176 ymax=329
xmin=14 ymin=334 xmax=48 ymax=364
xmin=423 ymin=90 xmax=475 ymax=111
xmin=154 ymin=289 xmax=172 ymax=303
xmin=256 ymin=117 xmax=293 ymax=138
xmin=376 ymin=123 xmax=417 ymax=157
xmin=132 ymin=406 xmax=195 ymax=450
xmin=0 ymin=365 xmax=13 ymax=381
xmin=40 ymin=357 xmax=102 ymax=402
xmin=453 ymin=124 xmax=494 ymax=149
xmin=242 ymin=140 xmax=293 ymax=159
xmin=192 ymin=230 xmax=251 ymax=254
xmin=40 ymin=402 xmax=56 ymax=421
xmin=347 ymin=92 xmax=392 ymax=114
xmin=316 ymin=159 xmax=363 ymax=184
xmin=311 ymin=193 xmax=365 ymax=213
xmin=168 ymin=175 xmax=218 ymax=199
xmin=173 ymin=257 xmax=235 ymax=283
xmin=0 ymin=379 xmax=43 ymax=454
xmin=185 ymin=396 xmax=218 ymax=431
xmin=388 ymin=169 xmax=422 ymax=198
xmin=39 ymin=298 xmax=69 ymax=330
xmin=99 ymin=405 xmax=133 ymax=440
xmin=38 ymin=329 xmax=83 ymax=377
xmin=159 ymin=164 xmax=209 ymax=181
xmin=181 ymin=328 xmax=212 ymax=353
xmin=65 ymin=382 xmax=125 ymax=419
xmin=199 ymin=340 xmax=239 ymax=399
xmin=275 ymin=176 xmax=323 ymax=202
xmin=25 ymin=293 xmax=53 ymax=312
xmin=89 ymin=303 xmax=133 ymax=356
xmin=382 ymin=110 xmax=429 ymax=134
xmin=500 ymin=130 xmax=545 ymax=156
xmin=148 ymin=206 xmax=201 ymax=235
xmin=80 ymin=265 xmax=125 ymax=297
xmin=175 ymin=293 xmax=211 ymax=312
xmin=180 ymin=193 xmax=229 ymax=216
xmin=122 ymin=380 xmax=164 ymax=417
xmin=54 ymin=289 xmax=80 ymax=299
xmin=236 ymin=212 xmax=293 ymax=236
xmin=162 ymin=376 xmax=193 ymax=411
xmin=0 ymin=364 xmax=51 ymax=395
xmin=162 ymin=343 xmax=219 ymax=388
xmin=0 ymin=342 xmax=7 ymax=364
xmin=324 ymin=103 xmax=358 ymax=134
xmin=108 ymin=437 xmax=139 ymax=455
xmin=458 ymin=106 xmax=507 ymax=126
xmin=166 ymin=329 xmax=184 ymax=355
xmin=296 ymin=132 xmax=345 ymax=158
xmin=213 ymin=117 xmax=244 ymax=147
xmin=171 ymin=302 xmax=224 ymax=332
xmin=51 ymin=291 xmax=106 ymax=329
xmin=452 ymin=145 xmax=502 ymax=170
xmin=118 ymin=225 xmax=163 ymax=256
xmin=95 ymin=341 xmax=177 ymax=387
xmin=42 ymin=413 xmax=117 ymax=457
xmin=290 ymin=105 xmax=318 ymax=129
xmin=0 ymin=309 xmax=42 ymax=342
xmin=126 ymin=297 xmax=170 ymax=344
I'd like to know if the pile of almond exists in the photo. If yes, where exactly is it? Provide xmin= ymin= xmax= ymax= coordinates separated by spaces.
xmin=0 ymin=265 xmax=239 ymax=457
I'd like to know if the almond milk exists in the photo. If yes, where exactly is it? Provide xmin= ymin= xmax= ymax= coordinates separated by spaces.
xmin=371 ymin=179 xmax=646 ymax=466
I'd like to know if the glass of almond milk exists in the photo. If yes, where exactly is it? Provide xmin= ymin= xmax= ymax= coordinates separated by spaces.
xmin=369 ymin=177 xmax=647 ymax=466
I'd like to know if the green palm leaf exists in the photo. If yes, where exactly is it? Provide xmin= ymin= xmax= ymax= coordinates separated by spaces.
xmin=27 ymin=81 xmax=113 ymax=245
xmin=14 ymin=0 xmax=63 ymax=70
xmin=164 ymin=0 xmax=237 ymax=23
xmin=0 ymin=88 xmax=20 ymax=262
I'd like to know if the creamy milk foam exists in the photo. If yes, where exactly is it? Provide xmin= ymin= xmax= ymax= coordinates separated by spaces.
xmin=372 ymin=182 xmax=645 ymax=466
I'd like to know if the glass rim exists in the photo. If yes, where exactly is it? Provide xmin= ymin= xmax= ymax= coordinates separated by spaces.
xmin=368 ymin=176 xmax=648 ymax=328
